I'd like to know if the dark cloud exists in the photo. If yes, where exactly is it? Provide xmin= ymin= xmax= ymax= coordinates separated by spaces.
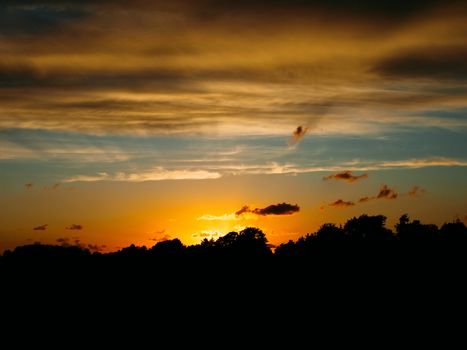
xmin=0 ymin=3 xmax=89 ymax=35
xmin=66 ymin=224 xmax=83 ymax=230
xmin=87 ymin=244 xmax=106 ymax=252
xmin=33 ymin=224 xmax=48 ymax=230
xmin=407 ymin=186 xmax=425 ymax=197
xmin=150 ymin=233 xmax=171 ymax=243
xmin=235 ymin=205 xmax=251 ymax=216
xmin=236 ymin=203 xmax=300 ymax=216
xmin=288 ymin=126 xmax=309 ymax=146
xmin=357 ymin=184 xmax=400 ymax=203
xmin=329 ymin=199 xmax=355 ymax=208
xmin=358 ymin=196 xmax=372 ymax=203
xmin=377 ymin=185 xmax=398 ymax=199
xmin=323 ymin=171 xmax=368 ymax=182
xmin=373 ymin=46 xmax=467 ymax=80
xmin=56 ymin=237 xmax=70 ymax=245
xmin=253 ymin=203 xmax=300 ymax=216
xmin=0 ymin=64 xmax=193 ymax=90
xmin=25 ymin=182 xmax=33 ymax=189
xmin=199 ymin=0 xmax=449 ymax=22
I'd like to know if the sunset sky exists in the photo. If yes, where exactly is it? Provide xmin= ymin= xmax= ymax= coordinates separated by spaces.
xmin=1 ymin=0 xmax=466 ymax=252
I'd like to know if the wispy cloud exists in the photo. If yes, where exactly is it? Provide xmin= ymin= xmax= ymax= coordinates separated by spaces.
xmin=63 ymin=168 xmax=221 ymax=183
xmin=33 ymin=224 xmax=48 ymax=231
xmin=323 ymin=171 xmax=368 ymax=182
xmin=197 ymin=213 xmax=240 ymax=221
xmin=329 ymin=199 xmax=355 ymax=208
xmin=379 ymin=157 xmax=467 ymax=169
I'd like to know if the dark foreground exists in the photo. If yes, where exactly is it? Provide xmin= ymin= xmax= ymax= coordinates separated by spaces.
xmin=1 ymin=215 xmax=466 ymax=342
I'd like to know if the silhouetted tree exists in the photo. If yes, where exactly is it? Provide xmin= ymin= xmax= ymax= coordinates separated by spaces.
xmin=344 ymin=215 xmax=393 ymax=242
xmin=149 ymin=239 xmax=185 ymax=258
xmin=396 ymin=214 xmax=438 ymax=243
xmin=440 ymin=220 xmax=467 ymax=243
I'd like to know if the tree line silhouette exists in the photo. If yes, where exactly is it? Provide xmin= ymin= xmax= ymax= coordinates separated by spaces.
xmin=2 ymin=214 xmax=466 ymax=269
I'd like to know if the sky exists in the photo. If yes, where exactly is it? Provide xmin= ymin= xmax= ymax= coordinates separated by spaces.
xmin=1 ymin=0 xmax=466 ymax=252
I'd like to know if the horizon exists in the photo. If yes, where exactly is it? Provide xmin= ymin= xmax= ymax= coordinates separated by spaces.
xmin=1 ymin=0 xmax=466 ymax=253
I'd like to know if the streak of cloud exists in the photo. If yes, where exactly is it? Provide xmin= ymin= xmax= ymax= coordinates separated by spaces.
xmin=63 ymin=168 xmax=221 ymax=183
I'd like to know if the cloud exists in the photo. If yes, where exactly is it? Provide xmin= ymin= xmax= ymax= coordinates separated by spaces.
xmin=197 ymin=213 xmax=239 ymax=221
xmin=379 ymin=157 xmax=467 ymax=169
xmin=358 ymin=196 xmax=372 ymax=203
xmin=377 ymin=184 xmax=398 ymax=199
xmin=198 ymin=202 xmax=300 ymax=222
xmin=358 ymin=184 xmax=410 ymax=203
xmin=150 ymin=234 xmax=171 ymax=243
xmin=373 ymin=46 xmax=467 ymax=80
xmin=323 ymin=171 xmax=368 ymax=182
xmin=288 ymin=126 xmax=309 ymax=146
xmin=63 ymin=168 xmax=221 ymax=183
xmin=33 ymin=224 xmax=48 ymax=231
xmin=0 ymin=2 xmax=90 ymax=35
xmin=149 ymin=230 xmax=171 ymax=243
xmin=251 ymin=203 xmax=300 ymax=216
xmin=56 ymin=236 xmax=105 ymax=251
xmin=56 ymin=237 xmax=70 ymax=246
xmin=87 ymin=244 xmax=106 ymax=252
xmin=25 ymin=183 xmax=33 ymax=190
xmin=235 ymin=205 xmax=251 ymax=216
xmin=192 ymin=230 xmax=221 ymax=239
xmin=329 ymin=199 xmax=355 ymax=208
xmin=1 ymin=0 xmax=463 ymax=140
xmin=407 ymin=186 xmax=426 ymax=197
xmin=44 ymin=183 xmax=60 ymax=191
xmin=66 ymin=224 xmax=83 ymax=230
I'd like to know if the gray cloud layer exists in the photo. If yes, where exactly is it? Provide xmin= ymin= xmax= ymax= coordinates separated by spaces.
xmin=0 ymin=0 xmax=466 ymax=137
